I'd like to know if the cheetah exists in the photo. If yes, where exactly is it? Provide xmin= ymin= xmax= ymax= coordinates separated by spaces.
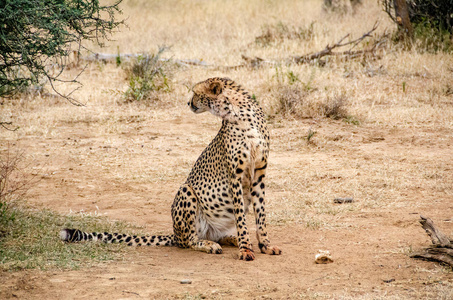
xmin=60 ymin=77 xmax=281 ymax=261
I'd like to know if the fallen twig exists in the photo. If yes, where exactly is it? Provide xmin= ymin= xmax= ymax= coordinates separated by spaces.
xmin=0 ymin=122 xmax=19 ymax=131
xmin=334 ymin=197 xmax=354 ymax=204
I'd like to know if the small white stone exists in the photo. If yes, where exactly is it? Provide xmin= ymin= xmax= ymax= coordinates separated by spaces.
xmin=180 ymin=279 xmax=192 ymax=284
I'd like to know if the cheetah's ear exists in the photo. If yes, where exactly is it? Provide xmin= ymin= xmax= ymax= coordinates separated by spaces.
xmin=209 ymin=81 xmax=222 ymax=96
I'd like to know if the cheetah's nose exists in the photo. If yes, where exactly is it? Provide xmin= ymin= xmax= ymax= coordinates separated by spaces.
xmin=189 ymin=100 xmax=198 ymax=112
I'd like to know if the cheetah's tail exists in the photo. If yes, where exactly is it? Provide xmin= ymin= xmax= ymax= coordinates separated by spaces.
xmin=60 ymin=228 xmax=175 ymax=247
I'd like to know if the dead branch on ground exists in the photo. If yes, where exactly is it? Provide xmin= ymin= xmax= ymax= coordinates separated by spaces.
xmin=410 ymin=215 xmax=453 ymax=268
xmin=292 ymin=22 xmax=383 ymax=64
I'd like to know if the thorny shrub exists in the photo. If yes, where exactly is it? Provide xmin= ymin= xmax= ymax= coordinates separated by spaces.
xmin=0 ymin=148 xmax=38 ymax=227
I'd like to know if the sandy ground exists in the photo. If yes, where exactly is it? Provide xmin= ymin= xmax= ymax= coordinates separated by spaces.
xmin=1 ymin=102 xmax=452 ymax=299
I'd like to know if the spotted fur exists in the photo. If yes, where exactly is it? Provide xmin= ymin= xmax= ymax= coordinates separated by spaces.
xmin=61 ymin=77 xmax=281 ymax=261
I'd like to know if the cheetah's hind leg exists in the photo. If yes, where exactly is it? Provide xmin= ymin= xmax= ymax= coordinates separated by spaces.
xmin=172 ymin=184 xmax=223 ymax=254
xmin=218 ymin=235 xmax=238 ymax=247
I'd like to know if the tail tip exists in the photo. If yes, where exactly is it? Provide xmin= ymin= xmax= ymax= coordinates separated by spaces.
xmin=60 ymin=228 xmax=71 ymax=241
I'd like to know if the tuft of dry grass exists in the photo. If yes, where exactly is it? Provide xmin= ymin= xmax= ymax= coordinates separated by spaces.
xmin=260 ymin=66 xmax=351 ymax=121
xmin=254 ymin=21 xmax=316 ymax=47
xmin=322 ymin=93 xmax=349 ymax=120
xmin=270 ymin=85 xmax=350 ymax=120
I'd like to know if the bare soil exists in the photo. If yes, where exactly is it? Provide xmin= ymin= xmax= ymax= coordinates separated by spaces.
xmin=1 ymin=106 xmax=452 ymax=299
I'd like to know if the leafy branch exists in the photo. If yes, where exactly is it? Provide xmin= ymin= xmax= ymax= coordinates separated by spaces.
xmin=0 ymin=0 xmax=123 ymax=104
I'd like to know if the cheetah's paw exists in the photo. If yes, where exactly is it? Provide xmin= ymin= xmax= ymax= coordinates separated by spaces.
xmin=208 ymin=242 xmax=223 ymax=254
xmin=260 ymin=245 xmax=282 ymax=255
xmin=239 ymin=249 xmax=255 ymax=261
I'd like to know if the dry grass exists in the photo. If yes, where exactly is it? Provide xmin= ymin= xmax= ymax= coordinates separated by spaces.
xmin=2 ymin=0 xmax=452 ymax=134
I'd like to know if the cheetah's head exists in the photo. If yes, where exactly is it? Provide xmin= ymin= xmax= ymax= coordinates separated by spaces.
xmin=188 ymin=77 xmax=240 ymax=120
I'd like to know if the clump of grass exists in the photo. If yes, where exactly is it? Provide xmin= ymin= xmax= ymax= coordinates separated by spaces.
xmin=272 ymin=85 xmax=308 ymax=117
xmin=323 ymin=0 xmax=362 ymax=15
xmin=0 ymin=148 xmax=136 ymax=271
xmin=321 ymin=93 xmax=348 ymax=120
xmin=255 ymin=21 xmax=315 ymax=46
xmin=267 ymin=67 xmax=312 ymax=117
xmin=269 ymin=85 xmax=351 ymax=121
xmin=266 ymin=66 xmax=350 ymax=121
xmin=123 ymin=47 xmax=173 ymax=102
xmin=306 ymin=127 xmax=317 ymax=145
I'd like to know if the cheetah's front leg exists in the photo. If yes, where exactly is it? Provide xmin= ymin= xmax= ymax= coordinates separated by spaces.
xmin=251 ymin=165 xmax=282 ymax=255
xmin=230 ymin=178 xmax=255 ymax=261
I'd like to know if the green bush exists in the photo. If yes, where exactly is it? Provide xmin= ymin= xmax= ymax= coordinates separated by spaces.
xmin=408 ymin=0 xmax=453 ymax=34
xmin=413 ymin=18 xmax=452 ymax=52
xmin=0 ymin=0 xmax=123 ymax=99
xmin=383 ymin=0 xmax=453 ymax=52
xmin=124 ymin=48 xmax=172 ymax=102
